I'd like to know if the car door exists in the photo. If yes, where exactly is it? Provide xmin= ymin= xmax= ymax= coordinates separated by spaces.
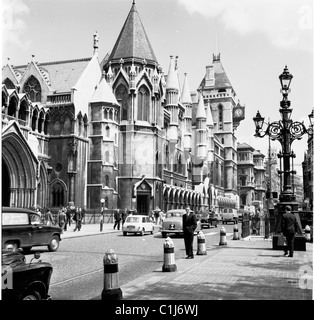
xmin=29 ymin=213 xmax=48 ymax=246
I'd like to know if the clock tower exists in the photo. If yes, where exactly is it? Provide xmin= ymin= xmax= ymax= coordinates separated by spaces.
xmin=198 ymin=53 xmax=245 ymax=197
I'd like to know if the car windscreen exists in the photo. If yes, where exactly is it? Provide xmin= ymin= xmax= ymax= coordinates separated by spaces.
xmin=126 ymin=217 xmax=140 ymax=223
xmin=166 ymin=212 xmax=183 ymax=218
xmin=2 ymin=213 xmax=29 ymax=226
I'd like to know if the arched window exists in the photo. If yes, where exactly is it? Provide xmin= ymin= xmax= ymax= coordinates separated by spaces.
xmin=18 ymin=100 xmax=28 ymax=123
xmin=7 ymin=97 xmax=18 ymax=117
xmin=24 ymin=76 xmax=41 ymax=102
xmin=44 ymin=114 xmax=50 ymax=135
xmin=116 ymin=84 xmax=128 ymax=121
xmin=51 ymin=181 xmax=65 ymax=207
xmin=106 ymin=126 xmax=110 ymax=138
xmin=137 ymin=85 xmax=150 ymax=121
xmin=38 ymin=111 xmax=45 ymax=133
xmin=31 ymin=109 xmax=38 ymax=131
xmin=105 ymin=175 xmax=109 ymax=187
xmin=178 ymin=154 xmax=183 ymax=174
xmin=218 ymin=105 xmax=223 ymax=130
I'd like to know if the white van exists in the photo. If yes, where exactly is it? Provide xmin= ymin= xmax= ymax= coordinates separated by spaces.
xmin=221 ymin=209 xmax=239 ymax=224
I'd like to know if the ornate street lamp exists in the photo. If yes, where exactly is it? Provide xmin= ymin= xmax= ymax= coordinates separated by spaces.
xmin=253 ymin=66 xmax=313 ymax=250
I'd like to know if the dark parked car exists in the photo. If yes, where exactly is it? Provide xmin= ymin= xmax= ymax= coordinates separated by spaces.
xmin=2 ymin=207 xmax=62 ymax=252
xmin=2 ymin=249 xmax=53 ymax=300
xmin=197 ymin=212 xmax=219 ymax=229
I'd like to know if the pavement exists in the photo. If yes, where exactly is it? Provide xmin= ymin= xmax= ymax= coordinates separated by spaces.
xmin=60 ymin=222 xmax=313 ymax=300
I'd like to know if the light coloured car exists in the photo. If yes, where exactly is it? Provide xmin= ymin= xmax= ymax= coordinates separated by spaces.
xmin=122 ymin=215 xmax=155 ymax=236
xmin=160 ymin=209 xmax=201 ymax=238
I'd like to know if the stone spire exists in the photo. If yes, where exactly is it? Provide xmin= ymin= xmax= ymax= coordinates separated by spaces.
xmin=181 ymin=73 xmax=192 ymax=104
xmin=108 ymin=1 xmax=157 ymax=64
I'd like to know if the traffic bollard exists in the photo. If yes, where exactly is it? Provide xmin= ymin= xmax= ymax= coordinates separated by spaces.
xmin=219 ymin=227 xmax=227 ymax=245
xmin=101 ymin=249 xmax=122 ymax=300
xmin=233 ymin=225 xmax=240 ymax=240
xmin=304 ymin=225 xmax=311 ymax=242
xmin=100 ymin=216 xmax=103 ymax=232
xmin=162 ymin=237 xmax=177 ymax=272
xmin=196 ymin=231 xmax=207 ymax=255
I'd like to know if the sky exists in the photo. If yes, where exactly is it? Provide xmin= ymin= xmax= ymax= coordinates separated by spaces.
xmin=1 ymin=0 xmax=313 ymax=175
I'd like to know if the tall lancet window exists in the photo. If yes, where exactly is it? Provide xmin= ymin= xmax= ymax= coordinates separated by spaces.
xmin=137 ymin=85 xmax=150 ymax=122
xmin=116 ymin=84 xmax=128 ymax=121
xmin=218 ymin=105 xmax=223 ymax=130
xmin=24 ymin=76 xmax=41 ymax=103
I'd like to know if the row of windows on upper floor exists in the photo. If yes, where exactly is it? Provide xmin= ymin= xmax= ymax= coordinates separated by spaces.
xmin=2 ymin=94 xmax=88 ymax=137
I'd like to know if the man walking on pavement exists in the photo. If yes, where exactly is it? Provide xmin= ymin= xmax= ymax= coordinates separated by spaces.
xmin=182 ymin=206 xmax=197 ymax=259
xmin=281 ymin=205 xmax=298 ymax=257
xmin=114 ymin=209 xmax=122 ymax=230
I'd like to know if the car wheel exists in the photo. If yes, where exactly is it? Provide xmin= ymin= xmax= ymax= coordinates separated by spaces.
xmin=162 ymin=232 xmax=167 ymax=238
xmin=123 ymin=232 xmax=127 ymax=236
xmin=21 ymin=290 xmax=41 ymax=300
xmin=48 ymin=235 xmax=60 ymax=252
xmin=140 ymin=228 xmax=145 ymax=236
xmin=4 ymin=242 xmax=18 ymax=251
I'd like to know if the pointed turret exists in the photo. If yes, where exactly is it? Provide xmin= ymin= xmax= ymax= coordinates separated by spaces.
xmin=195 ymin=92 xmax=207 ymax=160
xmin=196 ymin=92 xmax=206 ymax=120
xmin=181 ymin=72 xmax=192 ymax=105
xmin=108 ymin=2 xmax=157 ymax=64
xmin=182 ymin=73 xmax=192 ymax=151
xmin=166 ymin=56 xmax=180 ymax=92
xmin=165 ymin=56 xmax=180 ymax=144
xmin=206 ymin=103 xmax=214 ymax=127
xmin=90 ymin=73 xmax=119 ymax=105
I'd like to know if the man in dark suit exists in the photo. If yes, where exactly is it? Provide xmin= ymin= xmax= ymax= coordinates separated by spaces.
xmin=182 ymin=206 xmax=198 ymax=259
xmin=281 ymin=205 xmax=298 ymax=257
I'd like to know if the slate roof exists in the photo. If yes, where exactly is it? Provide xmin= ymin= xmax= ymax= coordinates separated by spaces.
xmin=237 ymin=142 xmax=255 ymax=150
xmin=199 ymin=54 xmax=232 ymax=90
xmin=13 ymin=58 xmax=92 ymax=93
xmin=108 ymin=3 xmax=157 ymax=64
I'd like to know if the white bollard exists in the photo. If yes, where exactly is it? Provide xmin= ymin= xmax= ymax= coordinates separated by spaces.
xmin=233 ymin=225 xmax=240 ymax=240
xmin=101 ymin=249 xmax=122 ymax=300
xmin=304 ymin=225 xmax=311 ymax=242
xmin=162 ymin=237 xmax=177 ymax=272
xmin=196 ymin=231 xmax=207 ymax=255
xmin=219 ymin=227 xmax=227 ymax=245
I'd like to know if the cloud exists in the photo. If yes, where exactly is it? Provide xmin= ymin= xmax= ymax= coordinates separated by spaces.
xmin=177 ymin=0 xmax=313 ymax=51
xmin=2 ymin=0 xmax=31 ymax=50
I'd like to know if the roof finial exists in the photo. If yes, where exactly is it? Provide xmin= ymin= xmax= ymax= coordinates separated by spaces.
xmin=93 ymin=31 xmax=99 ymax=55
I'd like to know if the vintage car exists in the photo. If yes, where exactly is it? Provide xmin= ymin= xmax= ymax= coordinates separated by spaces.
xmin=196 ymin=212 xmax=219 ymax=229
xmin=2 ymin=207 xmax=63 ymax=252
xmin=160 ymin=209 xmax=201 ymax=238
xmin=122 ymin=215 xmax=155 ymax=236
xmin=221 ymin=208 xmax=239 ymax=224
xmin=2 ymin=249 xmax=53 ymax=300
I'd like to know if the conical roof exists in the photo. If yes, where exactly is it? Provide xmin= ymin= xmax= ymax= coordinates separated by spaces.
xmin=196 ymin=92 xmax=206 ymax=119
xmin=108 ymin=2 xmax=157 ymax=64
xmin=90 ymin=76 xmax=119 ymax=105
xmin=181 ymin=73 xmax=192 ymax=104
xmin=166 ymin=56 xmax=180 ymax=91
